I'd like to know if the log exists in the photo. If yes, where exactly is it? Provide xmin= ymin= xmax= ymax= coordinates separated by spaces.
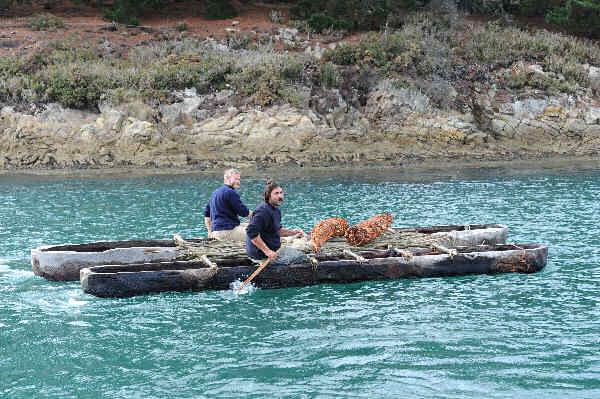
xmin=173 ymin=233 xmax=186 ymax=247
xmin=343 ymin=249 xmax=368 ymax=263
xmin=431 ymin=243 xmax=458 ymax=259
xmin=200 ymin=255 xmax=218 ymax=269
xmin=388 ymin=245 xmax=413 ymax=260
xmin=308 ymin=255 xmax=319 ymax=268
xmin=80 ymin=244 xmax=549 ymax=297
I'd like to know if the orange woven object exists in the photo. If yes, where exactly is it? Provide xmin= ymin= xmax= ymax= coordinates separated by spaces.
xmin=345 ymin=214 xmax=394 ymax=246
xmin=311 ymin=217 xmax=349 ymax=253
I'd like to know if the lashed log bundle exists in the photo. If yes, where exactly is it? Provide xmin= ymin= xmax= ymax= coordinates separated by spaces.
xmin=345 ymin=214 xmax=395 ymax=246
xmin=32 ymin=224 xmax=509 ymax=281
xmin=80 ymin=243 xmax=548 ymax=298
xmin=311 ymin=217 xmax=349 ymax=252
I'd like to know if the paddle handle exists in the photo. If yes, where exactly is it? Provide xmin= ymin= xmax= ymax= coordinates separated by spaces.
xmin=236 ymin=255 xmax=275 ymax=293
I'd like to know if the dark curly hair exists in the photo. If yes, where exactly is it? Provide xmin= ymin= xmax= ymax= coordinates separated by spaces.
xmin=262 ymin=178 xmax=281 ymax=202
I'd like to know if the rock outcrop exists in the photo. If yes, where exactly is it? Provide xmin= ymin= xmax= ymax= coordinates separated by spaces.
xmin=2 ymin=76 xmax=600 ymax=170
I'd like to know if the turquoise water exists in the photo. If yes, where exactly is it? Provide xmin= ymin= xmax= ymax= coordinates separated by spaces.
xmin=1 ymin=167 xmax=599 ymax=398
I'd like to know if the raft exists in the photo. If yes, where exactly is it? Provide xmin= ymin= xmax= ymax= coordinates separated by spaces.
xmin=31 ymin=224 xmax=508 ymax=281
xmin=80 ymin=243 xmax=548 ymax=298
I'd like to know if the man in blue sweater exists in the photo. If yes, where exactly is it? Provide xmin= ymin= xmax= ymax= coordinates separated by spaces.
xmin=204 ymin=168 xmax=252 ymax=241
xmin=246 ymin=179 xmax=308 ymax=265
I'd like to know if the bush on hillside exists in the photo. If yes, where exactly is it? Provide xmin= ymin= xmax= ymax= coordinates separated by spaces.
xmin=291 ymin=0 xmax=426 ymax=31
xmin=27 ymin=13 xmax=65 ymax=31
xmin=205 ymin=0 xmax=238 ymax=20
xmin=459 ymin=0 xmax=561 ymax=15
xmin=546 ymin=0 xmax=600 ymax=38
xmin=306 ymin=13 xmax=353 ymax=33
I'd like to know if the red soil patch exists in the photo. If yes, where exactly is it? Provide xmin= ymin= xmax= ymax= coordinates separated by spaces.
xmin=0 ymin=1 xmax=314 ymax=58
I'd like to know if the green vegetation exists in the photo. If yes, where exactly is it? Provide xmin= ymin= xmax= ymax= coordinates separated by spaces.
xmin=320 ymin=62 xmax=341 ymax=88
xmin=461 ymin=21 xmax=599 ymax=86
xmin=462 ymin=0 xmax=600 ymax=38
xmin=290 ymin=0 xmax=423 ymax=31
xmin=175 ymin=21 xmax=189 ymax=32
xmin=27 ymin=13 xmax=64 ymax=31
xmin=102 ymin=0 xmax=165 ymax=25
xmin=204 ymin=0 xmax=237 ymax=20
xmin=3 ymin=1 xmax=600 ymax=38
xmin=305 ymin=13 xmax=353 ymax=33
xmin=545 ymin=0 xmax=600 ymax=37
xmin=1 ymin=2 xmax=600 ymax=112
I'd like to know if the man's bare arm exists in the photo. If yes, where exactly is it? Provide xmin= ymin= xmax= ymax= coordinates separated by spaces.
xmin=250 ymin=235 xmax=278 ymax=260
xmin=204 ymin=217 xmax=211 ymax=234
xmin=280 ymin=227 xmax=304 ymax=238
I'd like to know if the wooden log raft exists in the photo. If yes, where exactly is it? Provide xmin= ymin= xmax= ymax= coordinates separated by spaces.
xmin=32 ymin=224 xmax=509 ymax=281
xmin=80 ymin=243 xmax=548 ymax=298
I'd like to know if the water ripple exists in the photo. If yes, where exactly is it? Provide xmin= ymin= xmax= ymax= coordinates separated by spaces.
xmin=1 ymin=169 xmax=600 ymax=398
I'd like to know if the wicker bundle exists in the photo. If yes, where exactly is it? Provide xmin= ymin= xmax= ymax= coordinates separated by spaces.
xmin=311 ymin=217 xmax=350 ymax=253
xmin=345 ymin=214 xmax=395 ymax=246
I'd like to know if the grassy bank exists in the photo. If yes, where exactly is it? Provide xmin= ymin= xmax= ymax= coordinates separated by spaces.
xmin=1 ymin=10 xmax=599 ymax=113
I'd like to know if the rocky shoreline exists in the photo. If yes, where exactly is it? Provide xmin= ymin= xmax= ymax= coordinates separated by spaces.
xmin=2 ymin=67 xmax=600 ymax=172
xmin=2 ymin=156 xmax=599 ymax=182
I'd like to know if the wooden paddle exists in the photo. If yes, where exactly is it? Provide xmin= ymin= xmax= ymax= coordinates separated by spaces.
xmin=236 ymin=250 xmax=280 ymax=293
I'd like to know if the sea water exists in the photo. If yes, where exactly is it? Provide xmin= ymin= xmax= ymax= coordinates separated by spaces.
xmin=1 ymin=166 xmax=599 ymax=398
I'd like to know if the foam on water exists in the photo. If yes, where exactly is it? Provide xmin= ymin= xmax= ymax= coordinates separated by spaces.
xmin=230 ymin=279 xmax=258 ymax=295
xmin=67 ymin=320 xmax=91 ymax=327
xmin=1 ymin=268 xmax=34 ymax=281
xmin=67 ymin=298 xmax=88 ymax=307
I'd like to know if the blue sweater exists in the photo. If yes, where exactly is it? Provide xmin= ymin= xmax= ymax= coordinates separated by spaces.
xmin=245 ymin=202 xmax=281 ymax=259
xmin=203 ymin=185 xmax=250 ymax=231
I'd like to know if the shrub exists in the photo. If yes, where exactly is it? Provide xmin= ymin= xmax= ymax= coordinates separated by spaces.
xmin=546 ymin=0 xmax=600 ymax=38
xmin=306 ymin=13 xmax=354 ymax=33
xmin=103 ymin=1 xmax=140 ymax=25
xmin=176 ymin=21 xmax=189 ymax=32
xmin=281 ymin=86 xmax=311 ymax=108
xmin=458 ymin=22 xmax=600 ymax=82
xmin=306 ymin=13 xmax=335 ymax=32
xmin=323 ymin=43 xmax=357 ymax=65
xmin=391 ymin=77 xmax=411 ymax=89
xmin=290 ymin=0 xmax=321 ymax=19
xmin=103 ymin=0 xmax=165 ymax=25
xmin=140 ymin=57 xmax=231 ymax=95
xmin=226 ymin=33 xmax=251 ymax=50
xmin=0 ymin=55 xmax=22 ymax=78
xmin=544 ymin=54 xmax=591 ymax=87
xmin=281 ymin=60 xmax=304 ymax=82
xmin=504 ymin=70 xmax=577 ymax=94
xmin=320 ymin=62 xmax=341 ymax=88
xmin=40 ymin=65 xmax=112 ymax=109
xmin=27 ymin=13 xmax=64 ymax=31
xmin=358 ymin=32 xmax=421 ymax=72
xmin=205 ymin=0 xmax=237 ymax=20
xmin=227 ymin=58 xmax=308 ymax=106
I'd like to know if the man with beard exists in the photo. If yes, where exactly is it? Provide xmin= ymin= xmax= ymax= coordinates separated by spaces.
xmin=245 ymin=179 xmax=308 ymax=265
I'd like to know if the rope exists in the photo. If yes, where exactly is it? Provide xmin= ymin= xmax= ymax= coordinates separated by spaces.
xmin=175 ymin=237 xmax=248 ymax=262
xmin=317 ymin=230 xmax=453 ymax=254
xmin=174 ymin=230 xmax=454 ymax=263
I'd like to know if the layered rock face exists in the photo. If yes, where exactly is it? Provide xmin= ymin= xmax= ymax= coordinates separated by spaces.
xmin=1 ymin=80 xmax=600 ymax=170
